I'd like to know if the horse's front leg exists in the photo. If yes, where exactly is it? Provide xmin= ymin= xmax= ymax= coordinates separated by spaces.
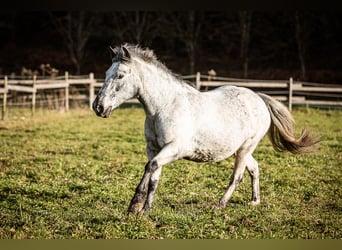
xmin=127 ymin=162 xmax=153 ymax=214
xmin=128 ymin=142 xmax=181 ymax=214
xmin=127 ymin=137 xmax=159 ymax=214
xmin=142 ymin=161 xmax=163 ymax=213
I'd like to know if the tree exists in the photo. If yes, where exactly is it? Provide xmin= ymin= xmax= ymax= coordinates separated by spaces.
xmin=50 ymin=11 xmax=98 ymax=74
xmin=166 ymin=11 xmax=204 ymax=74
xmin=294 ymin=11 xmax=307 ymax=81
xmin=239 ymin=11 xmax=252 ymax=78
xmin=109 ymin=11 xmax=160 ymax=47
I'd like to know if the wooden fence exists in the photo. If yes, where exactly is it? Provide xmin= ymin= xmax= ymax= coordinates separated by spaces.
xmin=194 ymin=72 xmax=342 ymax=111
xmin=0 ymin=76 xmax=8 ymax=120
xmin=1 ymin=72 xmax=341 ymax=120
xmin=0 ymin=72 xmax=97 ymax=119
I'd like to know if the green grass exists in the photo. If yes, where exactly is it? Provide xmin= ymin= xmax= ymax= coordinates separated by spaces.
xmin=0 ymin=106 xmax=341 ymax=239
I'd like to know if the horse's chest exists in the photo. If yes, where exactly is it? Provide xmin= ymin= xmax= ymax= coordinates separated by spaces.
xmin=145 ymin=116 xmax=177 ymax=148
xmin=150 ymin=114 xmax=191 ymax=145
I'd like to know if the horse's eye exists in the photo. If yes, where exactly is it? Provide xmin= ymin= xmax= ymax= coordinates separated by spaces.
xmin=117 ymin=73 xmax=124 ymax=79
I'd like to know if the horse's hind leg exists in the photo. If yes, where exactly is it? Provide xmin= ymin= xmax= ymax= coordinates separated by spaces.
xmin=246 ymin=155 xmax=260 ymax=205
xmin=219 ymin=138 xmax=261 ymax=208
xmin=219 ymin=152 xmax=247 ymax=208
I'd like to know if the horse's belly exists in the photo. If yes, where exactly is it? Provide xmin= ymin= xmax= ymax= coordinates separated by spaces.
xmin=184 ymin=137 xmax=238 ymax=162
xmin=185 ymin=148 xmax=234 ymax=162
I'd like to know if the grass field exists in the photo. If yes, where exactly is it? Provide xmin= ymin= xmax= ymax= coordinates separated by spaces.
xmin=0 ymin=105 xmax=341 ymax=239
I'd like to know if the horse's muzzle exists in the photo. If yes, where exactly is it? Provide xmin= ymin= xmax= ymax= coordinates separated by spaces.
xmin=92 ymin=96 xmax=112 ymax=118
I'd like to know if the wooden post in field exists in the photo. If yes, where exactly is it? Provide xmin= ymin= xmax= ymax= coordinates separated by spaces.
xmin=288 ymin=77 xmax=293 ymax=111
xmin=89 ymin=72 xmax=94 ymax=109
xmin=65 ymin=71 xmax=69 ymax=111
xmin=32 ymin=75 xmax=36 ymax=116
xmin=2 ymin=75 xmax=8 ymax=120
xmin=196 ymin=72 xmax=201 ymax=90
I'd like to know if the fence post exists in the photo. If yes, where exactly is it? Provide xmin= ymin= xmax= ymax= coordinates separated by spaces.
xmin=89 ymin=72 xmax=94 ymax=109
xmin=196 ymin=72 xmax=201 ymax=90
xmin=32 ymin=75 xmax=36 ymax=116
xmin=2 ymin=75 xmax=8 ymax=120
xmin=288 ymin=77 xmax=293 ymax=111
xmin=65 ymin=71 xmax=69 ymax=111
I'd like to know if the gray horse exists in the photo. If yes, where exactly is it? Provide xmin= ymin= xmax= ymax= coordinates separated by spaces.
xmin=93 ymin=44 xmax=318 ymax=214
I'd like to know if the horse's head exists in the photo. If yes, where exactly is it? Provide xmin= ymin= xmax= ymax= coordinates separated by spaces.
xmin=93 ymin=45 xmax=138 ymax=118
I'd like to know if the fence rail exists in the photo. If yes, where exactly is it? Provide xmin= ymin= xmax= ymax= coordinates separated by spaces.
xmin=195 ymin=72 xmax=342 ymax=111
xmin=1 ymin=72 xmax=341 ymax=120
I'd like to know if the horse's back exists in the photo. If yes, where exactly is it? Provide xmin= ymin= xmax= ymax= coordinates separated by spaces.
xmin=184 ymin=86 xmax=271 ymax=162
xmin=201 ymin=85 xmax=270 ymax=122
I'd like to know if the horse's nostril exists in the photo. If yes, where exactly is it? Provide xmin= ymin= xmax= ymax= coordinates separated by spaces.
xmin=96 ymin=104 xmax=104 ymax=114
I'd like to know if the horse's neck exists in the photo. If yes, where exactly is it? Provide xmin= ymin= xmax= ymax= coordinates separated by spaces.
xmin=136 ymin=62 xmax=194 ymax=116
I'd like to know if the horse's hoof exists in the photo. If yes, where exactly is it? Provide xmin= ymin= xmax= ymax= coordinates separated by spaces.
xmin=142 ymin=204 xmax=152 ymax=214
xmin=218 ymin=200 xmax=227 ymax=208
xmin=248 ymin=200 xmax=260 ymax=206
xmin=128 ymin=202 xmax=144 ymax=214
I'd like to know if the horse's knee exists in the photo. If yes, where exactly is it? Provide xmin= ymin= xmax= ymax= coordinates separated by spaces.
xmin=145 ymin=159 xmax=158 ymax=173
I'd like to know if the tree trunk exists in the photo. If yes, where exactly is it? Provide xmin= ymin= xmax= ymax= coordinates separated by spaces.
xmin=187 ymin=11 xmax=196 ymax=74
xmin=294 ymin=12 xmax=306 ymax=81
xmin=185 ymin=11 xmax=202 ymax=74
xmin=239 ymin=11 xmax=252 ymax=78
xmin=188 ymin=42 xmax=195 ymax=74
xmin=50 ymin=11 xmax=95 ymax=75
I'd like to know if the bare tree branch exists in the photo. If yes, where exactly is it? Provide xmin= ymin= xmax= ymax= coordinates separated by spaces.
xmin=167 ymin=11 xmax=204 ymax=74
xmin=49 ymin=11 xmax=98 ymax=74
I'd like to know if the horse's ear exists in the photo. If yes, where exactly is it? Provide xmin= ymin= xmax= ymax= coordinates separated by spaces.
xmin=109 ymin=46 xmax=120 ymax=61
xmin=120 ymin=45 xmax=131 ymax=63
